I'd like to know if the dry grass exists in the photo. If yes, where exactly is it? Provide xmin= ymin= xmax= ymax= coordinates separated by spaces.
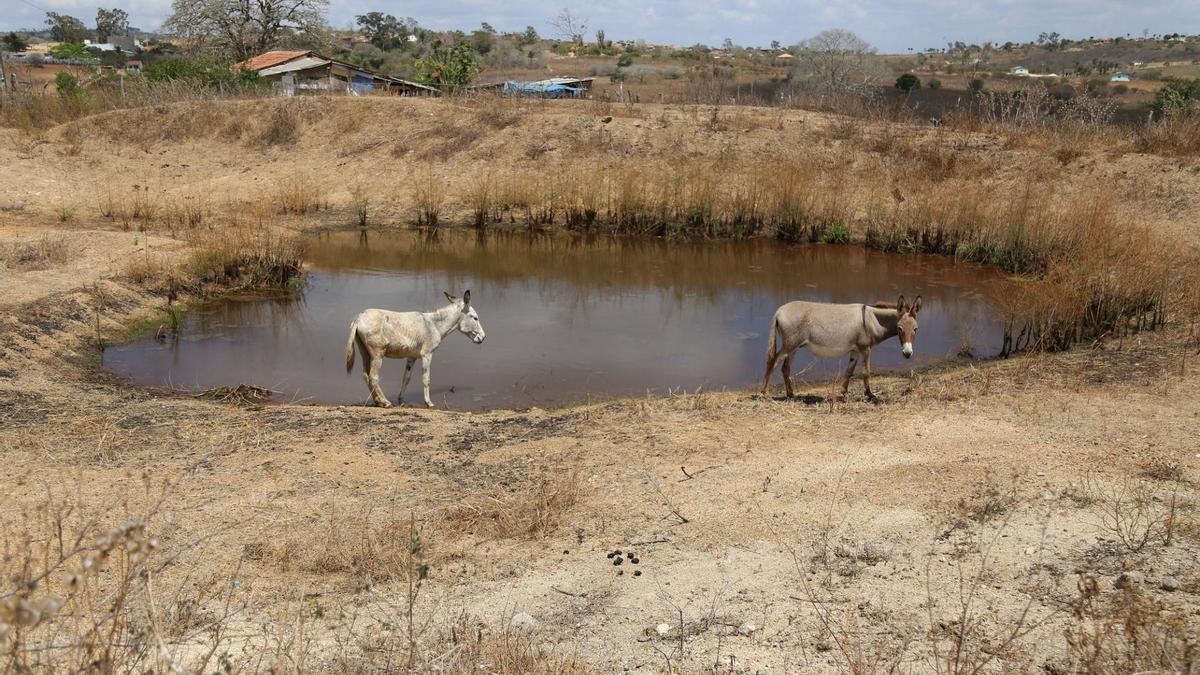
xmin=0 ymin=236 xmax=69 ymax=271
xmin=441 ymin=470 xmax=580 ymax=540
xmin=272 ymin=175 xmax=329 ymax=216
xmin=0 ymin=478 xmax=239 ymax=672
xmin=413 ymin=166 xmax=448 ymax=227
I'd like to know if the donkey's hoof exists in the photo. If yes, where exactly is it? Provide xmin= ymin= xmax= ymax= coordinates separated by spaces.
xmin=425 ymin=402 xmax=436 ymax=409
xmin=376 ymin=401 xmax=393 ymax=409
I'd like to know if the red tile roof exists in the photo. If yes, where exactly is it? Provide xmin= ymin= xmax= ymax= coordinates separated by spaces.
xmin=236 ymin=50 xmax=311 ymax=72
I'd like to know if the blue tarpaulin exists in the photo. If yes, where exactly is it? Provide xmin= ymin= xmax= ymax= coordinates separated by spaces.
xmin=502 ymin=81 xmax=585 ymax=98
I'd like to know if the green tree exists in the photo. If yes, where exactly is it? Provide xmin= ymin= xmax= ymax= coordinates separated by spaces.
xmin=45 ymin=12 xmax=90 ymax=43
xmin=3 ymin=32 xmax=30 ymax=52
xmin=517 ymin=26 xmax=539 ymax=46
xmin=894 ymin=73 xmax=920 ymax=91
xmin=55 ymin=71 xmax=82 ymax=99
xmin=356 ymin=12 xmax=402 ymax=50
xmin=968 ymin=77 xmax=985 ymax=92
xmin=470 ymin=28 xmax=494 ymax=55
xmin=416 ymin=42 xmax=481 ymax=93
xmin=95 ymin=8 xmax=129 ymax=42
xmin=49 ymin=42 xmax=91 ymax=60
xmin=1153 ymin=77 xmax=1200 ymax=116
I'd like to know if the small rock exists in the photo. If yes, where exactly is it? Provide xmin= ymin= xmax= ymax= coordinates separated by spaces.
xmin=1023 ymin=547 xmax=1037 ymax=555
xmin=509 ymin=613 xmax=537 ymax=632
xmin=737 ymin=621 xmax=757 ymax=636
xmin=1115 ymin=572 xmax=1145 ymax=589
xmin=601 ymin=116 xmax=613 ymax=123
xmin=1160 ymin=576 xmax=1181 ymax=592
xmin=656 ymin=623 xmax=672 ymax=637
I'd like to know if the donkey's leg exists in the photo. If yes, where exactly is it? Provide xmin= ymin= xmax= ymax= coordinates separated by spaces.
xmin=781 ymin=351 xmax=796 ymax=399
xmin=398 ymin=358 xmax=415 ymax=406
xmin=760 ymin=349 xmax=782 ymax=397
xmin=365 ymin=351 xmax=391 ymax=408
xmin=421 ymin=353 xmax=435 ymax=408
xmin=839 ymin=352 xmax=859 ymax=401
xmin=862 ymin=348 xmax=877 ymax=401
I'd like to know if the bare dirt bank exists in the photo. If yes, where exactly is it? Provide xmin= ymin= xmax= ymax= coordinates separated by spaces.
xmin=1 ymin=98 xmax=1199 ymax=671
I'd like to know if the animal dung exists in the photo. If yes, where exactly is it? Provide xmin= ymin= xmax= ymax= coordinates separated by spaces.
xmin=633 ymin=570 xmax=642 ymax=577
xmin=613 ymin=557 xmax=623 ymax=566
xmin=630 ymin=557 xmax=640 ymax=564
xmin=617 ymin=569 xmax=624 ymax=576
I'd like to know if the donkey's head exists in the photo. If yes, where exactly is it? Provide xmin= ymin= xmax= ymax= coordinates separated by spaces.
xmin=445 ymin=290 xmax=485 ymax=344
xmin=895 ymin=294 xmax=922 ymax=358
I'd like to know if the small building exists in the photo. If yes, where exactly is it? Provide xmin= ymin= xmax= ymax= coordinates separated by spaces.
xmin=124 ymin=59 xmax=142 ymax=74
xmin=236 ymin=50 xmax=436 ymax=96
xmin=1110 ymin=72 xmax=1131 ymax=82
xmin=83 ymin=36 xmax=141 ymax=52
xmin=474 ymin=76 xmax=594 ymax=98
xmin=775 ymin=52 xmax=794 ymax=64
xmin=1009 ymin=66 xmax=1030 ymax=76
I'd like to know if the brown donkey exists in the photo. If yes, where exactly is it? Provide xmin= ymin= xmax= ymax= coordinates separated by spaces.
xmin=760 ymin=295 xmax=922 ymax=401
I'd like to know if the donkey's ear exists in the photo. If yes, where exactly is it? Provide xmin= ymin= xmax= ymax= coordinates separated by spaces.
xmin=912 ymin=295 xmax=923 ymax=315
xmin=462 ymin=290 xmax=471 ymax=306
xmin=896 ymin=295 xmax=907 ymax=314
xmin=444 ymin=291 xmax=457 ymax=303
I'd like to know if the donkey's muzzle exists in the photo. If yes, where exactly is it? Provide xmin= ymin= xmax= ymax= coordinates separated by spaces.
xmin=902 ymin=342 xmax=913 ymax=358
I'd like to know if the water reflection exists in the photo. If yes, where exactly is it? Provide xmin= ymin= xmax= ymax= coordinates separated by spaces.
xmin=104 ymin=230 xmax=1006 ymax=409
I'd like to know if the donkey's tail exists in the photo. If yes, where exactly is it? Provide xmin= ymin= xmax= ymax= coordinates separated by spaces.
xmin=761 ymin=312 xmax=781 ymax=395
xmin=765 ymin=312 xmax=780 ymax=361
xmin=345 ymin=318 xmax=359 ymax=373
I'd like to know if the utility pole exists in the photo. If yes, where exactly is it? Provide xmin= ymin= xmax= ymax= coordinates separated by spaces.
xmin=0 ymin=48 xmax=9 ymax=96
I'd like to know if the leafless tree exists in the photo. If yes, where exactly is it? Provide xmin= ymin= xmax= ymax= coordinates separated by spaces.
xmin=162 ymin=0 xmax=329 ymax=61
xmin=790 ymin=28 xmax=884 ymax=93
xmin=549 ymin=8 xmax=587 ymax=47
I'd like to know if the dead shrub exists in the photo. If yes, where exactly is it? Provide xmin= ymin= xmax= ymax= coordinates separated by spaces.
xmin=441 ymin=470 xmax=580 ymax=540
xmin=1053 ymin=144 xmax=1084 ymax=166
xmin=413 ymin=166 xmax=447 ymax=227
xmin=1090 ymin=478 xmax=1178 ymax=553
xmin=253 ymin=103 xmax=301 ymax=147
xmin=262 ymin=506 xmax=422 ymax=586
xmin=0 ymin=479 xmax=239 ymax=672
xmin=272 ymin=175 xmax=328 ymax=215
xmin=0 ymin=236 xmax=70 ymax=271
xmin=1064 ymin=573 xmax=1196 ymax=672
xmin=1139 ymin=455 xmax=1185 ymax=483
xmin=1131 ymin=115 xmax=1200 ymax=157
xmin=952 ymin=475 xmax=1019 ymax=527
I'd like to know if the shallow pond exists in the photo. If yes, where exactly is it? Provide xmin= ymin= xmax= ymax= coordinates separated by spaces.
xmin=104 ymin=230 xmax=1007 ymax=409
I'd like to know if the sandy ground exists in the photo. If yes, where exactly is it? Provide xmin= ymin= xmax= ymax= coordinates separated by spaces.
xmin=1 ymin=98 xmax=1199 ymax=671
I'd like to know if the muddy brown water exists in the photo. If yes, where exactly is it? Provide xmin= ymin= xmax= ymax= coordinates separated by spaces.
xmin=103 ymin=230 xmax=1007 ymax=410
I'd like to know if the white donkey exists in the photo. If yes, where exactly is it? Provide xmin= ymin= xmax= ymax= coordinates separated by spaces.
xmin=761 ymin=295 xmax=922 ymax=401
xmin=345 ymin=290 xmax=485 ymax=408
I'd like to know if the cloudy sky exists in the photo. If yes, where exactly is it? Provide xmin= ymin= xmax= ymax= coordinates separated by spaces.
xmin=4 ymin=0 xmax=1198 ymax=53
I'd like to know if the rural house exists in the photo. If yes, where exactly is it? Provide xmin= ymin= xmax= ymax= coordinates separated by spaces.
xmin=236 ymin=50 xmax=437 ymax=96
xmin=1110 ymin=72 xmax=1131 ymax=82
xmin=1009 ymin=66 xmax=1030 ymax=76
